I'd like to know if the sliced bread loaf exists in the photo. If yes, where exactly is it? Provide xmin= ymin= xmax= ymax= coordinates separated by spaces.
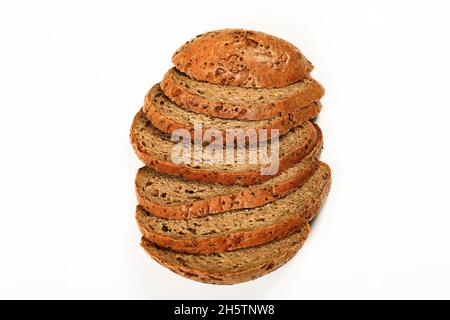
xmin=172 ymin=29 xmax=313 ymax=88
xmin=130 ymin=110 xmax=320 ymax=185
xmin=144 ymin=83 xmax=322 ymax=141
xmin=135 ymin=134 xmax=322 ymax=219
xmin=161 ymin=68 xmax=324 ymax=120
xmin=141 ymin=227 xmax=309 ymax=285
xmin=136 ymin=162 xmax=331 ymax=254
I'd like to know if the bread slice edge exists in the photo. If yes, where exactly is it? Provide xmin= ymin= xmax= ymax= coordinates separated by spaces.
xmin=161 ymin=68 xmax=325 ymax=120
xmin=140 ymin=225 xmax=309 ymax=285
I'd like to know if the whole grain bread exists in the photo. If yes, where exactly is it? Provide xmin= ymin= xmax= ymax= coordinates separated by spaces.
xmin=136 ymin=162 xmax=331 ymax=254
xmin=135 ymin=135 xmax=322 ymax=219
xmin=141 ymin=227 xmax=309 ymax=285
xmin=161 ymin=68 xmax=324 ymax=120
xmin=144 ymin=83 xmax=322 ymax=141
xmin=130 ymin=109 xmax=321 ymax=186
xmin=172 ymin=29 xmax=313 ymax=88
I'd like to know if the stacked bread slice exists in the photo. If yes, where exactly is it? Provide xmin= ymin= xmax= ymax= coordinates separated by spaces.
xmin=130 ymin=29 xmax=331 ymax=285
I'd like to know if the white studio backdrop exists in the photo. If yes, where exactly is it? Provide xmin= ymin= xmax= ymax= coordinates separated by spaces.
xmin=0 ymin=0 xmax=449 ymax=299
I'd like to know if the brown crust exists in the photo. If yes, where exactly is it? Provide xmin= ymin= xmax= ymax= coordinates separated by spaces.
xmin=161 ymin=68 xmax=325 ymax=120
xmin=130 ymin=111 xmax=321 ymax=186
xmin=140 ymin=226 xmax=309 ymax=285
xmin=135 ymin=136 xmax=323 ymax=219
xmin=138 ymin=212 xmax=305 ymax=255
xmin=143 ymin=84 xmax=322 ymax=142
xmin=172 ymin=29 xmax=313 ymax=88
xmin=136 ymin=164 xmax=331 ymax=254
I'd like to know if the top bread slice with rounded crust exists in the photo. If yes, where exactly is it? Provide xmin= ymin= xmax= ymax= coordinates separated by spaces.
xmin=161 ymin=68 xmax=324 ymax=120
xmin=172 ymin=29 xmax=313 ymax=88
xmin=130 ymin=109 xmax=321 ymax=186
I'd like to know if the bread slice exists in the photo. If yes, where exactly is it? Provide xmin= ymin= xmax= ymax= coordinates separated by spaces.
xmin=172 ymin=29 xmax=313 ymax=88
xmin=131 ymin=110 xmax=320 ymax=186
xmin=141 ymin=227 xmax=309 ymax=285
xmin=161 ymin=68 xmax=324 ymax=120
xmin=136 ymin=162 xmax=331 ymax=254
xmin=144 ymin=83 xmax=322 ymax=141
xmin=135 ymin=135 xmax=322 ymax=219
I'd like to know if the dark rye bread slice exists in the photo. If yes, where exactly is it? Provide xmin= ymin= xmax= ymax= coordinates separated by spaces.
xmin=144 ymin=83 xmax=322 ymax=141
xmin=130 ymin=110 xmax=320 ymax=186
xmin=172 ymin=29 xmax=313 ymax=88
xmin=140 ymin=227 xmax=309 ymax=285
xmin=136 ymin=162 xmax=331 ymax=254
xmin=135 ymin=136 xmax=322 ymax=219
xmin=161 ymin=68 xmax=324 ymax=120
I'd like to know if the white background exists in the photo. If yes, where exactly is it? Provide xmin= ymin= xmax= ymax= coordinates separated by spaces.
xmin=1 ymin=0 xmax=449 ymax=299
